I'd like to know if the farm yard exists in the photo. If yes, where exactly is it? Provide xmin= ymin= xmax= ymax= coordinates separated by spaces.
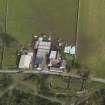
xmin=0 ymin=0 xmax=105 ymax=78
xmin=0 ymin=0 xmax=78 ymax=69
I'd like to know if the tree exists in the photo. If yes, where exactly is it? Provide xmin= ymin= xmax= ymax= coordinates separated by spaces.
xmin=79 ymin=68 xmax=90 ymax=91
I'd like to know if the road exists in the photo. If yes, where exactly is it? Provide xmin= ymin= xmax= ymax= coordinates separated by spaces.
xmin=91 ymin=77 xmax=105 ymax=84
xmin=0 ymin=70 xmax=81 ymax=78
xmin=0 ymin=70 xmax=105 ymax=84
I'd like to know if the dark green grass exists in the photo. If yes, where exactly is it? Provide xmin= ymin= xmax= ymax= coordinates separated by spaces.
xmin=78 ymin=0 xmax=105 ymax=78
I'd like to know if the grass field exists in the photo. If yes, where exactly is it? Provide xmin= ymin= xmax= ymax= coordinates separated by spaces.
xmin=78 ymin=0 xmax=105 ymax=78
xmin=7 ymin=0 xmax=78 ymax=44
xmin=0 ymin=0 xmax=78 ymax=68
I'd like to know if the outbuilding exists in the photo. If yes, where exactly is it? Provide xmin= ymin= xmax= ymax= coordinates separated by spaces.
xmin=19 ymin=52 xmax=33 ymax=69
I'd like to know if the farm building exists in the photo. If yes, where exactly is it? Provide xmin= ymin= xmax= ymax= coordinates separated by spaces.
xmin=19 ymin=52 xmax=33 ymax=69
xmin=33 ymin=35 xmax=52 ymax=69
xmin=64 ymin=46 xmax=76 ymax=54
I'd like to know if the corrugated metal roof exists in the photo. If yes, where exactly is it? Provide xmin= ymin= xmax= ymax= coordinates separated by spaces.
xmin=38 ymin=45 xmax=50 ymax=50
xmin=64 ymin=46 xmax=76 ymax=54
xmin=37 ymin=49 xmax=49 ymax=58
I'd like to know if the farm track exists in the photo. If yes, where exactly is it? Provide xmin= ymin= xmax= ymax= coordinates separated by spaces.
xmin=0 ymin=70 xmax=105 ymax=84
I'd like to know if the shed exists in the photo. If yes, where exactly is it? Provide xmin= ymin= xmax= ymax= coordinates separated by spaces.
xmin=19 ymin=52 xmax=33 ymax=69
xmin=70 ymin=46 xmax=76 ymax=54
xmin=64 ymin=46 xmax=71 ymax=53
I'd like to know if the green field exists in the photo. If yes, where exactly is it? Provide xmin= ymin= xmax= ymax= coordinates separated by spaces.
xmin=78 ymin=0 xmax=105 ymax=77
xmin=7 ymin=0 xmax=78 ymax=44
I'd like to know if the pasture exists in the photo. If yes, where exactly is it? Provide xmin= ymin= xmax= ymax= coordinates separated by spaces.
xmin=78 ymin=0 xmax=105 ymax=77
xmin=7 ymin=0 xmax=78 ymax=44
